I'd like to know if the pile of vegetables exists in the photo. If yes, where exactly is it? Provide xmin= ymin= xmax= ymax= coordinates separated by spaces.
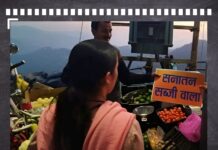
xmin=157 ymin=106 xmax=187 ymax=124
xmin=146 ymin=127 xmax=165 ymax=150
xmin=122 ymin=88 xmax=152 ymax=104
xmin=146 ymin=126 xmax=177 ymax=150
xmin=143 ymin=132 xmax=150 ymax=149
xmin=31 ymin=96 xmax=54 ymax=109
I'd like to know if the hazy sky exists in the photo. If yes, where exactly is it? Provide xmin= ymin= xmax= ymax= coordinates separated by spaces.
xmin=11 ymin=21 xmax=207 ymax=49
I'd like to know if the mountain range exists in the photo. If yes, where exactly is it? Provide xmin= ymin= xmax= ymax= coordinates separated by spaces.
xmin=11 ymin=40 xmax=207 ymax=75
xmin=10 ymin=25 xmax=207 ymax=75
xmin=10 ymin=25 xmax=92 ymax=54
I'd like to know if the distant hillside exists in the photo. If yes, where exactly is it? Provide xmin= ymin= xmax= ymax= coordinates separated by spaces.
xmin=10 ymin=25 xmax=88 ymax=54
xmin=118 ymin=40 xmax=207 ymax=72
xmin=118 ymin=40 xmax=207 ymax=61
xmin=11 ymin=47 xmax=70 ymax=75
xmin=169 ymin=40 xmax=207 ymax=61
xmin=11 ymin=40 xmax=207 ymax=75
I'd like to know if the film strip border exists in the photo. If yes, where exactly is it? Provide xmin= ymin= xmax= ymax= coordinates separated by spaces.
xmin=6 ymin=8 xmax=212 ymax=16
xmin=5 ymin=8 xmax=212 ymax=29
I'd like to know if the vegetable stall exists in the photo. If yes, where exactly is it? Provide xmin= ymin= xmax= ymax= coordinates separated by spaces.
xmin=120 ymin=69 xmax=206 ymax=150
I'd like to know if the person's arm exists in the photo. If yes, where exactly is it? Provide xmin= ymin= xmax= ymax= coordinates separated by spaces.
xmin=122 ymin=119 xmax=144 ymax=150
xmin=118 ymin=57 xmax=154 ymax=85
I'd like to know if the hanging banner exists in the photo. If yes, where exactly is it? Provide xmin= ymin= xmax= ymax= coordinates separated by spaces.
xmin=151 ymin=69 xmax=205 ymax=106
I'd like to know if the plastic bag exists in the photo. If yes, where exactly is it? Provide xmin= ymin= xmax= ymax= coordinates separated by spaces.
xmin=178 ymin=113 xmax=201 ymax=142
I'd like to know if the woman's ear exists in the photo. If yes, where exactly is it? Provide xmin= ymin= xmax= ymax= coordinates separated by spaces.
xmin=105 ymin=72 xmax=112 ymax=85
xmin=105 ymin=71 xmax=117 ymax=94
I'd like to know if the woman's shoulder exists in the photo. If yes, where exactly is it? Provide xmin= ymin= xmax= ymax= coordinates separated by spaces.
xmin=104 ymin=101 xmax=130 ymax=112
xmin=100 ymin=101 xmax=136 ymax=121
xmin=122 ymin=119 xmax=144 ymax=150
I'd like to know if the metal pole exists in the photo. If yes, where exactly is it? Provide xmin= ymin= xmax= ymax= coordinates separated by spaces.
xmin=190 ymin=21 xmax=200 ymax=71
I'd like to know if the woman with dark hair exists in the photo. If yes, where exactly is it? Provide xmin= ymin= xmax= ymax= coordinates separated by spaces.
xmin=37 ymin=39 xmax=144 ymax=150
xmin=91 ymin=21 xmax=154 ymax=100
